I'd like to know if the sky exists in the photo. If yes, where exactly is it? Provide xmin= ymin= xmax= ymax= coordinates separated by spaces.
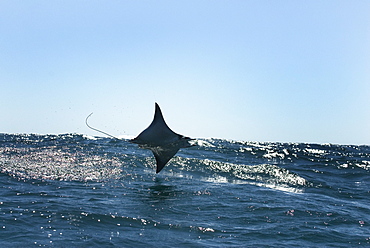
xmin=1 ymin=1 xmax=370 ymax=145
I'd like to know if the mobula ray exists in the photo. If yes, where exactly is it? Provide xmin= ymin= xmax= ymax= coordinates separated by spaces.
xmin=130 ymin=103 xmax=194 ymax=173
xmin=86 ymin=103 xmax=195 ymax=173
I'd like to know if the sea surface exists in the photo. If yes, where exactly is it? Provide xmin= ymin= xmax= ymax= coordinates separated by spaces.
xmin=0 ymin=133 xmax=369 ymax=247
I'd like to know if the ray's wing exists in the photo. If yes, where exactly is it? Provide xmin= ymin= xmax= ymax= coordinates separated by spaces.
xmin=150 ymin=147 xmax=180 ymax=173
xmin=130 ymin=103 xmax=181 ymax=146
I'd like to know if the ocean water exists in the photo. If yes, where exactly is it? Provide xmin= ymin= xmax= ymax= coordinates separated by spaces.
xmin=0 ymin=133 xmax=369 ymax=247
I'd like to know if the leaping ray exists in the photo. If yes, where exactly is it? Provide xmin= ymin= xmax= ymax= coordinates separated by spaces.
xmin=85 ymin=103 xmax=195 ymax=173
xmin=130 ymin=103 xmax=195 ymax=173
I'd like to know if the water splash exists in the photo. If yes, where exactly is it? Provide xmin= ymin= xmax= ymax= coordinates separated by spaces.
xmin=0 ymin=146 xmax=123 ymax=181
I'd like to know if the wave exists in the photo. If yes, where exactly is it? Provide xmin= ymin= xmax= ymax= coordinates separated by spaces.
xmin=167 ymin=157 xmax=308 ymax=193
xmin=1 ymin=133 xmax=369 ymax=194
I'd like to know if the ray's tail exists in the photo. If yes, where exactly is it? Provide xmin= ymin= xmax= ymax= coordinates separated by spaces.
xmin=85 ymin=113 xmax=120 ymax=139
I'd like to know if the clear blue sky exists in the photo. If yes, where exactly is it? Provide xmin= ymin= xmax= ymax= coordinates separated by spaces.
xmin=1 ymin=1 xmax=369 ymax=144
